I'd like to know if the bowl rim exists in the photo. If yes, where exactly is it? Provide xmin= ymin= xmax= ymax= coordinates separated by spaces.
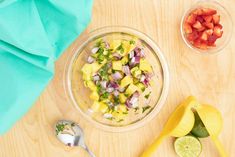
xmin=64 ymin=26 xmax=170 ymax=132
xmin=180 ymin=0 xmax=233 ymax=54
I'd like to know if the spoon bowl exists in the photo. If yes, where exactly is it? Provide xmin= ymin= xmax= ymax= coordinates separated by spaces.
xmin=55 ymin=120 xmax=96 ymax=157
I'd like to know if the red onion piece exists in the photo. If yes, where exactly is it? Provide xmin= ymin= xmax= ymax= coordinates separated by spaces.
xmin=112 ymin=53 xmax=122 ymax=59
xmin=104 ymin=42 xmax=110 ymax=49
xmin=118 ymin=87 xmax=125 ymax=92
xmin=140 ymin=49 xmax=145 ymax=57
xmin=109 ymin=81 xmax=119 ymax=89
xmin=106 ymin=87 xmax=114 ymax=93
xmin=112 ymin=72 xmax=122 ymax=80
xmin=91 ymin=47 xmax=99 ymax=54
xmin=140 ymin=75 xmax=146 ymax=82
xmin=129 ymin=51 xmax=135 ymax=58
xmin=122 ymin=65 xmax=131 ymax=75
xmin=125 ymin=99 xmax=132 ymax=108
xmin=87 ymin=56 xmax=95 ymax=63
xmin=113 ymin=90 xmax=119 ymax=97
xmin=135 ymin=56 xmax=141 ymax=63
xmin=92 ymin=75 xmax=100 ymax=81
xmin=100 ymin=81 xmax=107 ymax=89
xmin=134 ymin=47 xmax=141 ymax=56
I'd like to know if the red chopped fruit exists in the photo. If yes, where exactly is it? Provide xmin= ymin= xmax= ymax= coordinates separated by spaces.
xmin=213 ymin=26 xmax=223 ymax=37
xmin=192 ymin=21 xmax=203 ymax=29
xmin=201 ymin=8 xmax=217 ymax=16
xmin=187 ymin=30 xmax=199 ymax=41
xmin=187 ymin=31 xmax=199 ymax=41
xmin=186 ymin=14 xmax=197 ymax=24
xmin=200 ymin=31 xmax=208 ymax=41
xmin=183 ymin=7 xmax=223 ymax=50
xmin=196 ymin=16 xmax=204 ymax=23
xmin=212 ymin=14 xmax=220 ymax=24
xmin=208 ymin=35 xmax=218 ymax=45
xmin=205 ymin=29 xmax=213 ymax=36
xmin=193 ymin=8 xmax=203 ymax=15
xmin=184 ymin=23 xmax=193 ymax=33
xmin=203 ymin=15 xmax=213 ymax=23
xmin=203 ymin=22 xmax=214 ymax=29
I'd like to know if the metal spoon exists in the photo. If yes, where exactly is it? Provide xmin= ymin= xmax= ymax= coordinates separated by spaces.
xmin=55 ymin=120 xmax=96 ymax=157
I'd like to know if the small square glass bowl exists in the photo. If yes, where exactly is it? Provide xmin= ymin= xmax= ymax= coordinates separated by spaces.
xmin=180 ymin=0 xmax=233 ymax=54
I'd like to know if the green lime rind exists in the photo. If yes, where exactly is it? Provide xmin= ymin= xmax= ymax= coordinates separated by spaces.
xmin=191 ymin=112 xmax=209 ymax=138
xmin=174 ymin=135 xmax=202 ymax=157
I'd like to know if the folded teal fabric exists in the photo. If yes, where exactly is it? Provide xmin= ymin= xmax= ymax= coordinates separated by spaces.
xmin=0 ymin=0 xmax=93 ymax=134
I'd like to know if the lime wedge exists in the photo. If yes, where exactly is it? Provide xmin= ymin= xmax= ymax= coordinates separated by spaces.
xmin=174 ymin=136 xmax=202 ymax=157
xmin=191 ymin=111 xmax=209 ymax=138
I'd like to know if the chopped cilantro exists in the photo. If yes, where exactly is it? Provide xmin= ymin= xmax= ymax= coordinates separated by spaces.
xmin=117 ymin=119 xmax=124 ymax=122
xmin=129 ymin=40 xmax=135 ymax=45
xmin=100 ymin=92 xmax=109 ymax=100
xmin=116 ymin=43 xmax=124 ymax=53
xmin=134 ymin=107 xmax=139 ymax=112
xmin=144 ymin=92 xmax=151 ymax=99
xmin=55 ymin=123 xmax=65 ymax=135
xmin=142 ymin=105 xmax=151 ymax=113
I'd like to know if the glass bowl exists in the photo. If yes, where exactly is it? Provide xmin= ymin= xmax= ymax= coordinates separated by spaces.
xmin=180 ymin=0 xmax=233 ymax=54
xmin=64 ymin=26 xmax=169 ymax=132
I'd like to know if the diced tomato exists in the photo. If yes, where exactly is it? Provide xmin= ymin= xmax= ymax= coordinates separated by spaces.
xmin=212 ymin=14 xmax=220 ymax=24
xmin=215 ymin=23 xmax=223 ymax=29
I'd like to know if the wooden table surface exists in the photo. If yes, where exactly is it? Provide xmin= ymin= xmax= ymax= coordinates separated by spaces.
xmin=1 ymin=0 xmax=235 ymax=157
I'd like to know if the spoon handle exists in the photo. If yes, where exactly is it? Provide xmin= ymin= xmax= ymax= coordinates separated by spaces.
xmin=211 ymin=136 xmax=228 ymax=157
xmin=140 ymin=134 xmax=166 ymax=157
xmin=85 ymin=147 xmax=96 ymax=157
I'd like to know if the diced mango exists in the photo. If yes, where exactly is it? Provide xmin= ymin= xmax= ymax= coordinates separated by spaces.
xmin=121 ymin=56 xmax=129 ymax=65
xmin=110 ymin=39 xmax=122 ymax=50
xmin=125 ymin=84 xmax=138 ymax=96
xmin=90 ymin=101 xmax=100 ymax=112
xmin=112 ymin=60 xmax=122 ymax=71
xmin=85 ymin=81 xmax=97 ymax=91
xmin=136 ymin=83 xmax=146 ymax=92
xmin=90 ymin=91 xmax=99 ymax=101
xmin=112 ymin=111 xmax=126 ymax=119
xmin=120 ymin=76 xmax=133 ymax=88
xmin=139 ymin=59 xmax=152 ymax=72
xmin=131 ymin=66 xmax=142 ymax=78
xmin=99 ymin=102 xmax=108 ymax=113
xmin=119 ymin=93 xmax=127 ymax=103
xmin=118 ymin=105 xmax=127 ymax=112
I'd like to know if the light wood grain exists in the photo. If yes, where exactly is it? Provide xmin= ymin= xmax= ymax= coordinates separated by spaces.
xmin=1 ymin=0 xmax=235 ymax=157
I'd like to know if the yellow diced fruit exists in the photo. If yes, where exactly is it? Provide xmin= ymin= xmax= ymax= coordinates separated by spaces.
xmin=125 ymin=84 xmax=138 ymax=96
xmin=91 ymin=61 xmax=107 ymax=72
xmin=118 ymin=105 xmax=127 ymax=112
xmin=112 ymin=111 xmax=126 ymax=120
xmin=112 ymin=60 xmax=122 ymax=71
xmin=86 ymin=81 xmax=97 ymax=91
xmin=110 ymin=39 xmax=122 ymax=50
xmin=99 ymin=102 xmax=108 ymax=113
xmin=136 ymin=83 xmax=146 ymax=92
xmin=90 ymin=101 xmax=100 ymax=112
xmin=139 ymin=59 xmax=153 ymax=72
xmin=81 ymin=64 xmax=93 ymax=79
xmin=90 ymin=91 xmax=99 ymax=101
xmin=119 ymin=93 xmax=127 ymax=103
xmin=120 ymin=76 xmax=133 ymax=88
xmin=121 ymin=56 xmax=129 ymax=65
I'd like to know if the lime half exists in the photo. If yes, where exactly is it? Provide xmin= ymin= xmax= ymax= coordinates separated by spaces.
xmin=191 ymin=111 xmax=209 ymax=138
xmin=174 ymin=136 xmax=202 ymax=157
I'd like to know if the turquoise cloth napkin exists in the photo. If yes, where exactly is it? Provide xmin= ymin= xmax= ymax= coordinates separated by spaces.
xmin=0 ymin=0 xmax=93 ymax=134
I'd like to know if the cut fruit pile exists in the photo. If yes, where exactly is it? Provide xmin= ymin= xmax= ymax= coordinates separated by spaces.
xmin=184 ymin=8 xmax=223 ymax=50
